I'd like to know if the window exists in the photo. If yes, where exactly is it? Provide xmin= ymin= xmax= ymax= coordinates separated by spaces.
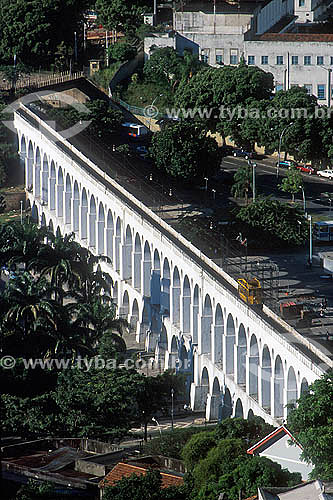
xmin=291 ymin=55 xmax=298 ymax=65
xmin=275 ymin=83 xmax=283 ymax=92
xmin=304 ymin=56 xmax=311 ymax=65
xmin=248 ymin=55 xmax=255 ymax=65
xmin=215 ymin=49 xmax=224 ymax=65
xmin=261 ymin=55 xmax=268 ymax=65
xmin=276 ymin=56 xmax=284 ymax=65
xmin=230 ymin=49 xmax=238 ymax=65
xmin=317 ymin=56 xmax=324 ymax=65
xmin=201 ymin=48 xmax=210 ymax=64
xmin=317 ymin=84 xmax=326 ymax=100
xmin=299 ymin=0 xmax=305 ymax=5
xmin=331 ymin=56 xmax=333 ymax=65
xmin=304 ymin=84 xmax=312 ymax=94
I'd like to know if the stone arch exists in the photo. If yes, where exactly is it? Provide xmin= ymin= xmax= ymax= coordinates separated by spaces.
xmin=131 ymin=298 xmax=139 ymax=332
xmin=222 ymin=387 xmax=232 ymax=419
xmin=115 ymin=217 xmax=121 ymax=272
xmin=237 ymin=324 xmax=247 ymax=386
xmin=31 ymin=203 xmax=39 ymax=223
xmin=182 ymin=275 xmax=191 ymax=334
xmin=123 ymin=225 xmax=133 ymax=283
xmin=56 ymin=226 xmax=61 ymax=237
xmin=235 ymin=398 xmax=244 ymax=418
xmin=287 ymin=366 xmax=297 ymax=413
xmin=212 ymin=377 xmax=220 ymax=395
xmin=57 ymin=166 xmax=64 ymax=217
xmin=162 ymin=258 xmax=170 ymax=314
xmin=169 ymin=335 xmax=178 ymax=369
xmin=274 ymin=355 xmax=285 ymax=418
xmin=248 ymin=408 xmax=255 ymax=420
xmin=113 ymin=281 xmax=118 ymax=306
xmin=172 ymin=266 xmax=181 ymax=326
xmin=26 ymin=141 xmax=34 ymax=191
xmin=73 ymin=181 xmax=80 ymax=235
xmin=300 ymin=377 xmax=309 ymax=396
xmin=49 ymin=161 xmax=56 ymax=211
xmin=134 ymin=233 xmax=142 ymax=291
xmin=261 ymin=345 xmax=272 ymax=412
xmin=180 ymin=344 xmax=188 ymax=371
xmin=121 ymin=290 xmax=130 ymax=319
xmin=214 ymin=304 xmax=224 ymax=365
xmin=201 ymin=366 xmax=210 ymax=392
xmin=249 ymin=334 xmax=259 ymax=402
xmin=151 ymin=249 xmax=161 ymax=306
xmin=143 ymin=241 xmax=152 ymax=297
xmin=202 ymin=294 xmax=213 ymax=356
xmin=34 ymin=147 xmax=41 ymax=198
xmin=89 ymin=195 xmax=97 ymax=248
xmin=226 ymin=314 xmax=236 ymax=375
xmin=65 ymin=174 xmax=72 ymax=225
xmin=40 ymin=212 xmax=46 ymax=226
xmin=158 ymin=324 xmax=168 ymax=362
xmin=97 ymin=203 xmax=105 ymax=255
xmin=81 ymin=188 xmax=88 ymax=240
xmin=48 ymin=219 xmax=54 ymax=233
xmin=192 ymin=284 xmax=199 ymax=344
xmin=106 ymin=210 xmax=114 ymax=262
xmin=41 ymin=155 xmax=49 ymax=203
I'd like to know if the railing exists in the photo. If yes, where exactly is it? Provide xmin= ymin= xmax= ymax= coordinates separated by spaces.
xmin=0 ymin=71 xmax=84 ymax=91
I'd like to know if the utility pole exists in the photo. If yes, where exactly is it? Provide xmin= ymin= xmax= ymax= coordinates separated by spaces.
xmin=171 ymin=388 xmax=174 ymax=431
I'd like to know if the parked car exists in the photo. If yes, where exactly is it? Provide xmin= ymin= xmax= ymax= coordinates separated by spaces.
xmin=232 ymin=148 xmax=256 ymax=159
xmin=275 ymin=159 xmax=297 ymax=168
xmin=317 ymin=169 xmax=333 ymax=179
xmin=296 ymin=164 xmax=316 ymax=175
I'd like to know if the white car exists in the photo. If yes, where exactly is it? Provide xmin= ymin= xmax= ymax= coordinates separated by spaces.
xmin=317 ymin=169 xmax=333 ymax=180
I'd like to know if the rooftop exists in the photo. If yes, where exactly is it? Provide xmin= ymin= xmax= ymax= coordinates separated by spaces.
xmin=257 ymin=33 xmax=333 ymax=42
xmin=175 ymin=0 xmax=262 ymax=14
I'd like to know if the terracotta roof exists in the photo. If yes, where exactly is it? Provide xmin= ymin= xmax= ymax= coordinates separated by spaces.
xmin=258 ymin=33 xmax=333 ymax=42
xmin=244 ymin=496 xmax=258 ymax=500
xmin=247 ymin=425 xmax=302 ymax=455
xmin=99 ymin=462 xmax=184 ymax=490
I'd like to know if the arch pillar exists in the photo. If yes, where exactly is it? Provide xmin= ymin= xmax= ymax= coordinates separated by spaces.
xmin=206 ymin=393 xmax=221 ymax=422
xmin=182 ymin=294 xmax=191 ymax=334
xmin=190 ymin=382 xmax=209 ymax=412
xmin=56 ymin=181 xmax=64 ymax=218
xmin=80 ymin=204 xmax=88 ymax=241
xmin=212 ymin=322 xmax=223 ymax=366
xmin=88 ymin=212 xmax=96 ymax=249
xmin=41 ymin=170 xmax=48 ymax=204
xmin=246 ymin=352 xmax=260 ymax=400
xmin=72 ymin=197 xmax=80 ymax=234
xmin=25 ymin=154 xmax=33 ymax=190
xmin=235 ymin=344 xmax=247 ymax=386
xmin=49 ymin=176 xmax=56 ymax=210
xmin=260 ymin=365 xmax=272 ymax=411
xmin=64 ymin=188 xmax=71 ymax=226
xmin=33 ymin=161 xmax=41 ymax=198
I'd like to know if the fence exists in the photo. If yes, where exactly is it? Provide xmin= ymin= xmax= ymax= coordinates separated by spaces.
xmin=0 ymin=71 xmax=85 ymax=91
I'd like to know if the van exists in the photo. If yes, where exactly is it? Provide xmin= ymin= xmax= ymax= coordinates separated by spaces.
xmin=121 ymin=122 xmax=149 ymax=138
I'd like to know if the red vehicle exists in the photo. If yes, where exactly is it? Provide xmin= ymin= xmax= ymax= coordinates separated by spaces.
xmin=296 ymin=164 xmax=316 ymax=175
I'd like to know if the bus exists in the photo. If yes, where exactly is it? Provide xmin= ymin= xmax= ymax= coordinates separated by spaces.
xmin=313 ymin=220 xmax=333 ymax=242
xmin=121 ymin=122 xmax=149 ymax=138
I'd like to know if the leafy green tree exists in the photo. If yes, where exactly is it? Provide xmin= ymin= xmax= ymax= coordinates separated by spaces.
xmin=0 ymin=0 xmax=90 ymax=66
xmin=235 ymin=197 xmax=308 ymax=247
xmin=109 ymin=42 xmax=136 ymax=62
xmin=192 ymin=438 xmax=246 ymax=491
xmin=231 ymin=164 xmax=252 ymax=204
xmin=15 ymin=480 xmax=56 ymax=500
xmin=279 ymin=168 xmax=303 ymax=202
xmin=144 ymin=47 xmax=185 ymax=88
xmin=95 ymin=0 xmax=148 ymax=33
xmin=74 ymin=99 xmax=123 ymax=138
xmin=214 ymin=417 xmax=275 ymax=447
xmin=149 ymin=121 xmax=219 ymax=183
xmin=181 ymin=431 xmax=217 ymax=471
xmin=216 ymin=456 xmax=301 ymax=500
xmin=287 ymin=370 xmax=333 ymax=480
xmin=143 ymin=427 xmax=211 ymax=459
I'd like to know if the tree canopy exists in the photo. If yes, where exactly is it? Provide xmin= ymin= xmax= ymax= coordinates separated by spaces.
xmin=0 ymin=0 xmax=90 ymax=66
xmin=149 ymin=121 xmax=220 ymax=182
xmin=95 ymin=0 xmax=148 ymax=33
xmin=287 ymin=370 xmax=333 ymax=480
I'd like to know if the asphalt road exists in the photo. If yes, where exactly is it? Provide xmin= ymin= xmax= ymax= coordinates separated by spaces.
xmin=221 ymin=155 xmax=333 ymax=217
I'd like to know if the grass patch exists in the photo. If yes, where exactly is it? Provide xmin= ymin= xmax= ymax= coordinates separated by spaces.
xmin=91 ymin=62 xmax=123 ymax=92
xmin=121 ymin=80 xmax=174 ymax=112
xmin=0 ymin=210 xmax=22 ymax=225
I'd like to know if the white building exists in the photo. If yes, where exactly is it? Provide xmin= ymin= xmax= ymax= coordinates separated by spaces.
xmin=144 ymin=0 xmax=333 ymax=106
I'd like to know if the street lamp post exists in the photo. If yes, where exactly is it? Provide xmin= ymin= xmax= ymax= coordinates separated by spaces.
xmin=149 ymin=93 xmax=163 ymax=130
xmin=171 ymin=388 xmax=174 ymax=431
xmin=74 ymin=32 xmax=78 ymax=63
xmin=152 ymin=417 xmax=162 ymax=439
xmin=299 ymin=185 xmax=306 ymax=216
xmin=248 ymin=160 xmax=256 ymax=202
xmin=277 ymin=122 xmax=293 ymax=179
xmin=308 ymin=215 xmax=313 ymax=266
xmin=204 ymin=177 xmax=208 ymax=192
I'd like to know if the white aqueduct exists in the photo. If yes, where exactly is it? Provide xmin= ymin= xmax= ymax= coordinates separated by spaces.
xmin=14 ymin=104 xmax=330 ymax=425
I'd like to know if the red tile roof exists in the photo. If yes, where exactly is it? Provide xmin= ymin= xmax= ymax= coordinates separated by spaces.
xmin=99 ymin=462 xmax=184 ymax=490
xmin=247 ymin=425 xmax=302 ymax=455
xmin=258 ymin=33 xmax=333 ymax=42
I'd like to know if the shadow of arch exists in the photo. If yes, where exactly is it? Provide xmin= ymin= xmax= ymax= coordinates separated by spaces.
xmin=235 ymin=398 xmax=244 ymax=418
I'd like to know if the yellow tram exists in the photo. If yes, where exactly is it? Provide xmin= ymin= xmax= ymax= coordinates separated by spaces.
xmin=237 ymin=277 xmax=262 ymax=307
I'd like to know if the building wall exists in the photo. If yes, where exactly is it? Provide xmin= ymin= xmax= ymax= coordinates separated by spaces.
xmin=258 ymin=433 xmax=313 ymax=480
xmin=256 ymin=0 xmax=294 ymax=35
xmin=174 ymin=10 xmax=253 ymax=35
